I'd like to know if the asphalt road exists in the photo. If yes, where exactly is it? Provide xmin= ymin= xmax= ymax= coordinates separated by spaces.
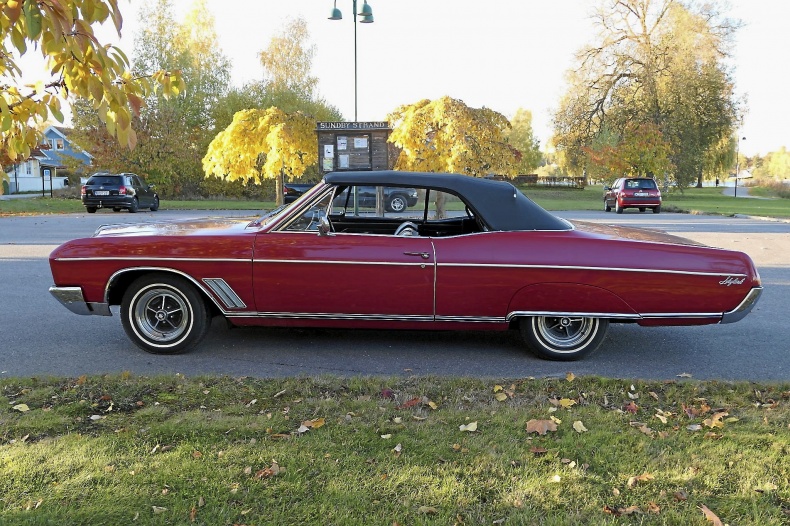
xmin=1 ymin=209 xmax=788 ymax=381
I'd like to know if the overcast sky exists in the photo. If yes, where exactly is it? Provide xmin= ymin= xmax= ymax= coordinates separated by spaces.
xmin=94 ymin=1 xmax=790 ymax=156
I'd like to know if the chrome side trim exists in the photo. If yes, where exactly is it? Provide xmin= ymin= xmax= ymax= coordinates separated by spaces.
xmin=202 ymin=278 xmax=247 ymax=309
xmin=440 ymin=262 xmax=745 ymax=278
xmin=721 ymin=286 xmax=763 ymax=324
xmin=254 ymin=259 xmax=426 ymax=267
xmin=435 ymin=315 xmax=506 ymax=323
xmin=49 ymin=286 xmax=112 ymax=316
xmin=226 ymin=312 xmax=434 ymax=322
xmin=506 ymin=311 xmax=640 ymax=322
xmin=53 ymin=257 xmax=247 ymax=263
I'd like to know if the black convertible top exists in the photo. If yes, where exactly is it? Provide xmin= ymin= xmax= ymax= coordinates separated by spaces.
xmin=323 ymin=171 xmax=570 ymax=231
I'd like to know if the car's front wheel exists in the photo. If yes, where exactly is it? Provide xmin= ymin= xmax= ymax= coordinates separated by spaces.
xmin=520 ymin=316 xmax=609 ymax=361
xmin=604 ymin=200 xmax=611 ymax=212
xmin=150 ymin=196 xmax=160 ymax=212
xmin=121 ymin=274 xmax=211 ymax=354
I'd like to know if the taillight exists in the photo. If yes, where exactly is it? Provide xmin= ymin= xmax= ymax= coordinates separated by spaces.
xmin=119 ymin=186 xmax=127 ymax=195
xmin=80 ymin=185 xmax=86 ymax=196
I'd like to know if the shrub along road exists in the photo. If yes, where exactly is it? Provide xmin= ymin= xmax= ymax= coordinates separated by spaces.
xmin=0 ymin=210 xmax=787 ymax=381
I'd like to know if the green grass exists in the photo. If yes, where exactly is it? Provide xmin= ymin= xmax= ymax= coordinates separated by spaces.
xmin=0 ymin=197 xmax=276 ymax=215
xmin=3 ymin=184 xmax=790 ymax=218
xmin=1 ymin=374 xmax=789 ymax=525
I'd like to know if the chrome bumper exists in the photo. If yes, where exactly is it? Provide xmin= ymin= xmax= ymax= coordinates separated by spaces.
xmin=721 ymin=287 xmax=762 ymax=324
xmin=49 ymin=286 xmax=112 ymax=316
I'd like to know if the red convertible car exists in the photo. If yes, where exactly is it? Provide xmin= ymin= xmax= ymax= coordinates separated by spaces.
xmin=49 ymin=171 xmax=762 ymax=360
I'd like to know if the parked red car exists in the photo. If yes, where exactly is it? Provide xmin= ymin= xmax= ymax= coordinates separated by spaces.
xmin=604 ymin=177 xmax=662 ymax=214
xmin=49 ymin=171 xmax=761 ymax=360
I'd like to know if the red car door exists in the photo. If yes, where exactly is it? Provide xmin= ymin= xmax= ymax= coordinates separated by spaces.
xmin=251 ymin=231 xmax=436 ymax=323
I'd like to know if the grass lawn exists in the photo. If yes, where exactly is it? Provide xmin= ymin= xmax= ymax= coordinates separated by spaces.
xmin=5 ymin=184 xmax=788 ymax=218
xmin=1 ymin=374 xmax=789 ymax=525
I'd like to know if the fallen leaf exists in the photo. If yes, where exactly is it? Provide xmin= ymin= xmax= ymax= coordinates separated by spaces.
xmin=703 ymin=412 xmax=728 ymax=429
xmin=494 ymin=392 xmax=508 ymax=402
xmin=677 ymin=373 xmax=693 ymax=378
xmin=674 ymin=490 xmax=688 ymax=501
xmin=152 ymin=506 xmax=167 ymax=514
xmin=380 ymin=388 xmax=395 ymax=400
xmin=566 ymin=372 xmax=576 ymax=382
xmin=380 ymin=434 xmax=392 ymax=439
xmin=699 ymin=504 xmax=723 ymax=525
xmin=12 ymin=404 xmax=30 ymax=412
xmin=418 ymin=506 xmax=438 ymax=514
xmin=525 ymin=419 xmax=557 ymax=435
xmin=459 ymin=421 xmax=478 ymax=432
xmin=529 ymin=446 xmax=548 ymax=455
xmin=647 ymin=501 xmax=661 ymax=514
xmin=687 ymin=424 xmax=703 ymax=432
xmin=654 ymin=413 xmax=668 ymax=424
xmin=573 ymin=420 xmax=588 ymax=433
xmin=397 ymin=398 xmax=421 ymax=409
xmin=623 ymin=401 xmax=639 ymax=414
xmin=559 ymin=398 xmax=576 ymax=409
xmin=627 ymin=473 xmax=654 ymax=487
xmin=493 ymin=385 xmax=504 ymax=392
xmin=393 ymin=443 xmax=402 ymax=457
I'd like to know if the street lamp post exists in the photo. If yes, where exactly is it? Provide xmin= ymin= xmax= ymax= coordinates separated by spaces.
xmin=329 ymin=0 xmax=374 ymax=122
xmin=734 ymin=136 xmax=745 ymax=198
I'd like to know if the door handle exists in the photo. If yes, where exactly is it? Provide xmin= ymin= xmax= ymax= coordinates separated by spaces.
xmin=403 ymin=251 xmax=430 ymax=260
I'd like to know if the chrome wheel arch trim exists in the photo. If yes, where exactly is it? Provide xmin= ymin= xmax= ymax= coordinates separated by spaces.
xmin=105 ymin=267 xmax=248 ymax=314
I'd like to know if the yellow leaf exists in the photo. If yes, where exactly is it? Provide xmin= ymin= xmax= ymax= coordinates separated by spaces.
xmin=559 ymin=398 xmax=576 ymax=409
xmin=572 ymin=420 xmax=588 ymax=433
xmin=418 ymin=506 xmax=438 ymax=514
xmin=493 ymin=385 xmax=503 ymax=392
xmin=566 ymin=372 xmax=576 ymax=382
xmin=699 ymin=504 xmax=723 ymax=526
xmin=13 ymin=404 xmax=30 ymax=412
xmin=494 ymin=392 xmax=508 ymax=402
xmin=459 ymin=421 xmax=478 ymax=432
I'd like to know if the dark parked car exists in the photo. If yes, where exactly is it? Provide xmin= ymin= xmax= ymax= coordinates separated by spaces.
xmin=285 ymin=182 xmax=418 ymax=212
xmin=50 ymin=171 xmax=762 ymax=361
xmin=604 ymin=177 xmax=662 ymax=214
xmin=283 ymin=183 xmax=315 ymax=204
xmin=81 ymin=172 xmax=159 ymax=213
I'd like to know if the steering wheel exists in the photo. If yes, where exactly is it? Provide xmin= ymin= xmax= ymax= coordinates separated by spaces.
xmin=394 ymin=221 xmax=420 ymax=236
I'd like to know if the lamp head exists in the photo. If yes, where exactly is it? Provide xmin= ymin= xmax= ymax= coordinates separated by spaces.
xmin=328 ymin=1 xmax=342 ymax=20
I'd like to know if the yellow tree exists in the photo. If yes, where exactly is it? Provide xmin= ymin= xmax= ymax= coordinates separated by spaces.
xmin=0 ymin=0 xmax=184 ymax=186
xmin=387 ymin=96 xmax=518 ymax=177
xmin=202 ymin=107 xmax=317 ymax=205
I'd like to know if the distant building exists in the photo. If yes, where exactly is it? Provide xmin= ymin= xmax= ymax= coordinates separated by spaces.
xmin=4 ymin=126 xmax=92 ymax=194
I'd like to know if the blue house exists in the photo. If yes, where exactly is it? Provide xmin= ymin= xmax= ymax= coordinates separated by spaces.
xmin=4 ymin=126 xmax=92 ymax=193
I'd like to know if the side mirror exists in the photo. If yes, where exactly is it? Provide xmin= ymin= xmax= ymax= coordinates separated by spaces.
xmin=603 ymin=186 xmax=611 ymax=191
xmin=317 ymin=215 xmax=332 ymax=236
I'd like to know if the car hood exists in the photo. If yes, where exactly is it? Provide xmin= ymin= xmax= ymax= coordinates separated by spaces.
xmin=570 ymin=220 xmax=706 ymax=247
xmin=93 ymin=217 xmax=258 ymax=237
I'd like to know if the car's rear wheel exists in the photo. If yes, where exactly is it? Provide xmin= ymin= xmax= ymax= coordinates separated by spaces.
xmin=128 ymin=198 xmax=139 ymax=213
xmin=387 ymin=194 xmax=407 ymax=213
xmin=615 ymin=201 xmax=624 ymax=214
xmin=652 ymin=205 xmax=661 ymax=214
xmin=150 ymin=196 xmax=159 ymax=212
xmin=121 ymin=274 xmax=211 ymax=354
xmin=520 ymin=316 xmax=609 ymax=361
xmin=86 ymin=206 xmax=97 ymax=213
xmin=604 ymin=200 xmax=611 ymax=212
